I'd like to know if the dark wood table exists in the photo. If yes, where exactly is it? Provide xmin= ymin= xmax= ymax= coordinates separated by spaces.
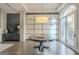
xmin=27 ymin=36 xmax=54 ymax=52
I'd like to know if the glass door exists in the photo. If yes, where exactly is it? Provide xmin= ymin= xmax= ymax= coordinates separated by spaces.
xmin=61 ymin=18 xmax=66 ymax=42
xmin=61 ymin=13 xmax=76 ymax=47
xmin=60 ymin=5 xmax=77 ymax=48
xmin=66 ymin=13 xmax=75 ymax=47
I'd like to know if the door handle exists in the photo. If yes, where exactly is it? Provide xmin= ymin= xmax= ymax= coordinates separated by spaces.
xmin=74 ymin=33 xmax=76 ymax=37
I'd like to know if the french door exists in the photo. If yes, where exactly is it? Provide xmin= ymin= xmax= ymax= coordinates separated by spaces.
xmin=61 ymin=13 xmax=76 ymax=47
xmin=61 ymin=18 xmax=66 ymax=42
xmin=66 ymin=13 xmax=75 ymax=47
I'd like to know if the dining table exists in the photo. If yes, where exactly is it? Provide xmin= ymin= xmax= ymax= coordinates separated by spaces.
xmin=28 ymin=35 xmax=54 ymax=52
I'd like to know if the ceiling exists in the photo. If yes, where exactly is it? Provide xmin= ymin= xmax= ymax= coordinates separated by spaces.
xmin=0 ymin=3 xmax=63 ymax=13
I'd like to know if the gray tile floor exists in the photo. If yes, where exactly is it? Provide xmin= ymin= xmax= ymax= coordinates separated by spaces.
xmin=0 ymin=40 xmax=78 ymax=55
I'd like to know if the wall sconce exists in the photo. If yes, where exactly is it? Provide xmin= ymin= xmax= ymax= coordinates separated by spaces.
xmin=17 ymin=25 xmax=20 ymax=29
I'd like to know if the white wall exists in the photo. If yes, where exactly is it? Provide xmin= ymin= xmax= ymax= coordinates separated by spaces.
xmin=0 ymin=8 xmax=7 ymax=42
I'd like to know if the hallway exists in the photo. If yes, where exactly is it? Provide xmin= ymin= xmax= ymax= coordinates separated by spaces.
xmin=0 ymin=40 xmax=78 ymax=55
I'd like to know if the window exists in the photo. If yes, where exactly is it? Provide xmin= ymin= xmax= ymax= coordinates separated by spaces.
xmin=67 ymin=13 xmax=75 ymax=46
xmin=61 ymin=5 xmax=76 ymax=47
xmin=61 ymin=18 xmax=66 ymax=42
xmin=60 ymin=5 xmax=76 ymax=18
xmin=26 ymin=14 xmax=58 ymax=40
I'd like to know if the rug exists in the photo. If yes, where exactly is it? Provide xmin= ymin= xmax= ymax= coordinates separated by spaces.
xmin=0 ymin=44 xmax=14 ymax=52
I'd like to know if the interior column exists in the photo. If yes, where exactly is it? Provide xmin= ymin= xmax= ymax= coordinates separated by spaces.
xmin=20 ymin=11 xmax=26 ymax=42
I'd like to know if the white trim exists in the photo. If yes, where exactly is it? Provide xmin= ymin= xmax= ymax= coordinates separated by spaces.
xmin=21 ymin=3 xmax=29 ymax=12
xmin=57 ymin=3 xmax=67 ymax=12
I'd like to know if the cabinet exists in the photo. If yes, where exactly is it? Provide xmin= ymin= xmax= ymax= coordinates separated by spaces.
xmin=2 ymin=33 xmax=20 ymax=42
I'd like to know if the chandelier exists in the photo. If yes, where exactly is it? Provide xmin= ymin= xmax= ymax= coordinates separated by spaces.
xmin=36 ymin=4 xmax=48 ymax=24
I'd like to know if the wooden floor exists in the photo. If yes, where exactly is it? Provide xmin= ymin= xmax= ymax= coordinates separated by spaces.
xmin=0 ymin=40 xmax=78 ymax=55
